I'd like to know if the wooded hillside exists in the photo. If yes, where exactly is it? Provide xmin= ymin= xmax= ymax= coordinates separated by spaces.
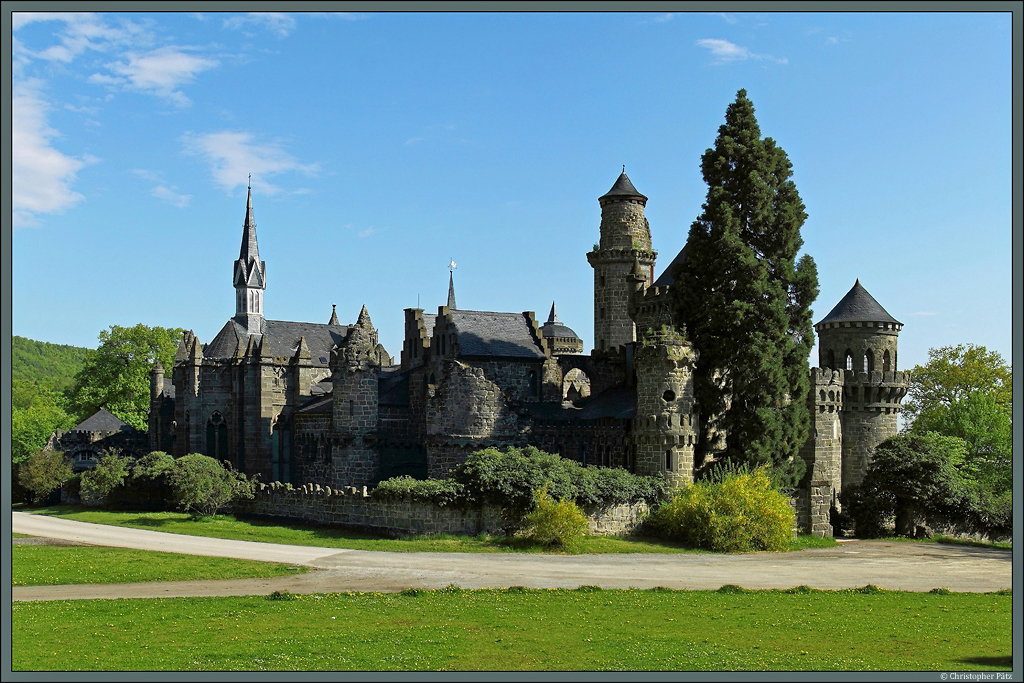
xmin=12 ymin=335 xmax=94 ymax=393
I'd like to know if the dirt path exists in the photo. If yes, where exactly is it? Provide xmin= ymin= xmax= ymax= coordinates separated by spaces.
xmin=12 ymin=511 xmax=1012 ymax=601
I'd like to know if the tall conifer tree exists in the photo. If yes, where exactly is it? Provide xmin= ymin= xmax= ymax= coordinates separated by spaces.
xmin=671 ymin=90 xmax=819 ymax=488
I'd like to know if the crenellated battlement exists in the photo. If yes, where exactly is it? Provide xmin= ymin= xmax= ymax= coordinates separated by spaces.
xmin=842 ymin=369 xmax=911 ymax=387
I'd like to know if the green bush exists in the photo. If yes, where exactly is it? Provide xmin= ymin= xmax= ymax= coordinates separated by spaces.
xmin=371 ymin=475 xmax=465 ymax=506
xmin=523 ymin=487 xmax=588 ymax=548
xmin=841 ymin=433 xmax=974 ymax=538
xmin=18 ymin=449 xmax=73 ymax=504
xmin=168 ymin=454 xmax=255 ymax=517
xmin=372 ymin=447 xmax=665 ymax=532
xmin=110 ymin=450 xmax=177 ymax=510
xmin=648 ymin=466 xmax=794 ymax=552
xmin=453 ymin=446 xmax=664 ymax=515
xmin=79 ymin=450 xmax=132 ymax=506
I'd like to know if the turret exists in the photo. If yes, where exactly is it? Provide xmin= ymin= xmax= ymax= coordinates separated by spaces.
xmin=233 ymin=182 xmax=266 ymax=334
xmin=815 ymin=279 xmax=910 ymax=487
xmin=631 ymin=286 xmax=698 ymax=486
xmin=587 ymin=168 xmax=656 ymax=352
xmin=330 ymin=305 xmax=382 ymax=487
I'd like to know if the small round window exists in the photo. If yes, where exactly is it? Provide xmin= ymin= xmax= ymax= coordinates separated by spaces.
xmin=662 ymin=390 xmax=676 ymax=402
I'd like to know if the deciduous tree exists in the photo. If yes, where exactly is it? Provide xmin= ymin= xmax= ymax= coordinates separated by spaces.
xmin=67 ymin=324 xmax=183 ymax=430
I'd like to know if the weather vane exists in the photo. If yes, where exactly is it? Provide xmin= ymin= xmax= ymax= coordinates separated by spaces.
xmin=448 ymin=258 xmax=457 ymax=272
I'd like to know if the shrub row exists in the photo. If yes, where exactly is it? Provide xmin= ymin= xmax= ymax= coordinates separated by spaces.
xmin=372 ymin=446 xmax=666 ymax=515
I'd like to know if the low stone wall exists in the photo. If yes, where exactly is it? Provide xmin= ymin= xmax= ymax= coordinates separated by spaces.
xmin=235 ymin=481 xmax=647 ymax=537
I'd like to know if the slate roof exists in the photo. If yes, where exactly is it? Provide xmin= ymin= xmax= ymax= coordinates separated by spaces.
xmin=204 ymin=318 xmax=350 ymax=364
xmin=450 ymin=310 xmax=546 ymax=359
xmin=523 ymin=383 xmax=636 ymax=421
xmin=817 ymin=280 xmax=901 ymax=326
xmin=422 ymin=314 xmax=437 ymax=338
xmin=599 ymin=171 xmax=646 ymax=201
xmin=379 ymin=370 xmax=410 ymax=406
xmin=653 ymin=245 xmax=687 ymax=287
xmin=540 ymin=302 xmax=581 ymax=341
xmin=72 ymin=409 xmax=132 ymax=433
xmin=295 ymin=395 xmax=333 ymax=414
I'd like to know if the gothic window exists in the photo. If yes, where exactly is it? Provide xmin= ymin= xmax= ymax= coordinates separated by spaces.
xmin=883 ymin=350 xmax=891 ymax=373
xmin=206 ymin=412 xmax=228 ymax=461
xmin=864 ymin=349 xmax=874 ymax=374
xmin=528 ymin=370 xmax=538 ymax=397
xmin=845 ymin=351 xmax=854 ymax=371
xmin=828 ymin=350 xmax=836 ymax=370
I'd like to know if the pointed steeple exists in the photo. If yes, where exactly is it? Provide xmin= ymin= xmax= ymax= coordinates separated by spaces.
xmin=239 ymin=183 xmax=259 ymax=263
xmin=356 ymin=304 xmax=372 ymax=328
xmin=328 ymin=304 xmax=339 ymax=326
xmin=233 ymin=179 xmax=266 ymax=333
xmin=547 ymin=302 xmax=558 ymax=324
xmin=447 ymin=271 xmax=457 ymax=310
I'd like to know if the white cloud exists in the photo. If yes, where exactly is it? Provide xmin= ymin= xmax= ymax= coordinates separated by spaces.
xmin=133 ymin=169 xmax=191 ymax=207
xmin=13 ymin=12 xmax=149 ymax=63
xmin=357 ymin=227 xmax=377 ymax=238
xmin=223 ymin=12 xmax=297 ymax=38
xmin=696 ymin=38 xmax=787 ymax=65
xmin=151 ymin=185 xmax=192 ymax=208
xmin=182 ymin=131 xmax=319 ymax=195
xmin=94 ymin=46 xmax=219 ymax=106
xmin=11 ymin=80 xmax=90 ymax=228
xmin=911 ymin=311 xmax=939 ymax=316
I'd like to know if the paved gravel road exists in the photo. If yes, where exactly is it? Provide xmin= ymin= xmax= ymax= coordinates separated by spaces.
xmin=12 ymin=511 xmax=1012 ymax=601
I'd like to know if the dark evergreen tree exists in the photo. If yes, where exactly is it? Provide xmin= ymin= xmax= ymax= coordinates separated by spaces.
xmin=671 ymin=90 xmax=819 ymax=488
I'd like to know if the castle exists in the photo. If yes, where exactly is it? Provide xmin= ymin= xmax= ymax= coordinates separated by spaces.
xmin=149 ymin=172 xmax=910 ymax=536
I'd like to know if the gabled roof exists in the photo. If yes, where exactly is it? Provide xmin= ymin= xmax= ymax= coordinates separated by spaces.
xmin=204 ymin=318 xmax=350 ymax=364
xmin=653 ymin=245 xmax=687 ymax=287
xmin=72 ymin=409 xmax=132 ymax=433
xmin=450 ymin=310 xmax=546 ymax=359
xmin=599 ymin=170 xmax=646 ymax=201
xmin=817 ymin=279 xmax=901 ymax=326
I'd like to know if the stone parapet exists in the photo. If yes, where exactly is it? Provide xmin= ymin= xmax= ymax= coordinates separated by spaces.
xmin=235 ymin=481 xmax=647 ymax=537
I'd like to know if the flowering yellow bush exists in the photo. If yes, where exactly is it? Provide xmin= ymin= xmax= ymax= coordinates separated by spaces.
xmin=650 ymin=466 xmax=793 ymax=552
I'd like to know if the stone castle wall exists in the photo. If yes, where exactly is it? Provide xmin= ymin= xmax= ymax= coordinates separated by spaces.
xmin=235 ymin=481 xmax=648 ymax=537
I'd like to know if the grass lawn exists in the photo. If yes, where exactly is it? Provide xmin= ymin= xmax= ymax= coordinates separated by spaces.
xmin=23 ymin=506 xmax=835 ymax=554
xmin=11 ymin=586 xmax=1011 ymax=671
xmin=11 ymin=544 xmax=307 ymax=586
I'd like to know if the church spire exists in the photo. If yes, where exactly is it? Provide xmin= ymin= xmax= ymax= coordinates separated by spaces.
xmin=328 ymin=304 xmax=339 ymax=326
xmin=547 ymin=301 xmax=558 ymax=324
xmin=447 ymin=272 xmax=457 ymax=310
xmin=233 ymin=178 xmax=266 ymax=333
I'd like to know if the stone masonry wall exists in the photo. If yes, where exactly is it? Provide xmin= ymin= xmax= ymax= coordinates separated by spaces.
xmin=235 ymin=481 xmax=648 ymax=537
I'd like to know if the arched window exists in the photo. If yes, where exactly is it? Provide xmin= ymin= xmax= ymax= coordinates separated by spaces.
xmin=828 ymin=350 xmax=836 ymax=370
xmin=865 ymin=349 xmax=874 ymax=374
xmin=527 ymin=370 xmax=538 ymax=397
xmin=883 ymin=350 xmax=891 ymax=373
xmin=562 ymin=368 xmax=591 ymax=401
xmin=845 ymin=351 xmax=854 ymax=371
xmin=206 ymin=412 xmax=228 ymax=461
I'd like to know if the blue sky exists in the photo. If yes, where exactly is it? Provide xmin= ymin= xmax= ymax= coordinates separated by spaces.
xmin=10 ymin=11 xmax=1013 ymax=373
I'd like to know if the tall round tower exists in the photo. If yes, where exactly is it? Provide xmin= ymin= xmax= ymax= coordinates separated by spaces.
xmin=815 ymin=279 xmax=910 ymax=487
xmin=586 ymin=169 xmax=656 ymax=352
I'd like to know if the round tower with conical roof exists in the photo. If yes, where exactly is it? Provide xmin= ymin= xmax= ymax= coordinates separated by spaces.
xmin=815 ymin=279 xmax=910 ymax=487
xmin=586 ymin=169 xmax=656 ymax=352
